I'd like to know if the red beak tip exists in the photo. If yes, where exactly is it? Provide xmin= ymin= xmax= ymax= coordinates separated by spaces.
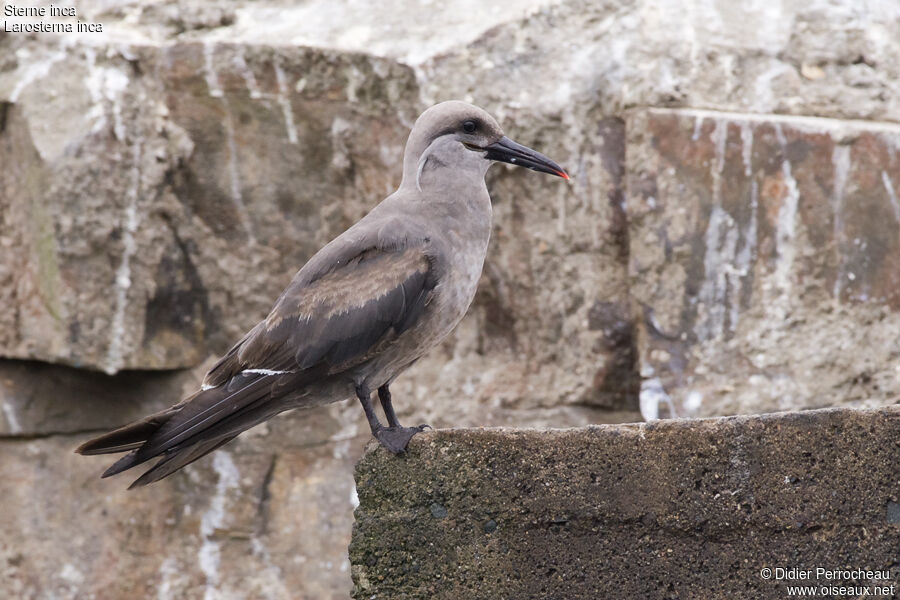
xmin=557 ymin=171 xmax=570 ymax=180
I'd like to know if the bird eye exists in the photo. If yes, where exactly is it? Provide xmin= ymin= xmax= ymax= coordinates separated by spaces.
xmin=462 ymin=120 xmax=477 ymax=134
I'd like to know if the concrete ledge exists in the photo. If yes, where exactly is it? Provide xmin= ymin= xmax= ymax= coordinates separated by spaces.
xmin=350 ymin=406 xmax=900 ymax=599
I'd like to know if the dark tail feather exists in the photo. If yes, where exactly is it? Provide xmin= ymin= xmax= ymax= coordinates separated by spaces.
xmin=101 ymin=449 xmax=146 ymax=478
xmin=75 ymin=378 xmax=283 ymax=488
xmin=124 ymin=394 xmax=282 ymax=487
xmin=125 ymin=393 xmax=278 ymax=488
xmin=75 ymin=404 xmax=185 ymax=456
xmin=75 ymin=367 xmax=320 ymax=488
xmin=75 ymin=397 xmax=196 ymax=482
xmin=128 ymin=436 xmax=238 ymax=489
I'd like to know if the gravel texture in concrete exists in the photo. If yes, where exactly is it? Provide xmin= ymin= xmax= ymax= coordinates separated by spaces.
xmin=351 ymin=406 xmax=900 ymax=599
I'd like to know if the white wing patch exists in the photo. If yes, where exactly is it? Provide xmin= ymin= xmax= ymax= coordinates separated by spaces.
xmin=242 ymin=368 xmax=292 ymax=376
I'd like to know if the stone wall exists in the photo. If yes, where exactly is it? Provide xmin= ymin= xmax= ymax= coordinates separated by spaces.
xmin=1 ymin=0 xmax=898 ymax=598
xmin=628 ymin=108 xmax=900 ymax=417
xmin=351 ymin=406 xmax=900 ymax=599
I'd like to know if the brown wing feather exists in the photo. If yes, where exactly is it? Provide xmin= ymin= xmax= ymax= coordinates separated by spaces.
xmin=206 ymin=246 xmax=434 ymax=382
xmin=203 ymin=322 xmax=265 ymax=388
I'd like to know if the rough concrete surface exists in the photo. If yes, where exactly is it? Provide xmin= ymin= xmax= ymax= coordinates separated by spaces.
xmin=351 ymin=406 xmax=900 ymax=599
xmin=1 ymin=0 xmax=899 ymax=598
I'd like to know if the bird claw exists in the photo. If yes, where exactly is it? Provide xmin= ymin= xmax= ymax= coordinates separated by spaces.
xmin=374 ymin=424 xmax=431 ymax=454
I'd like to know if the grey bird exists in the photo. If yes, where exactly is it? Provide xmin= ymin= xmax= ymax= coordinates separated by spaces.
xmin=76 ymin=101 xmax=568 ymax=488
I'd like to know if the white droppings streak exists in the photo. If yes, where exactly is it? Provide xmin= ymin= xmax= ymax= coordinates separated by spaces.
xmin=691 ymin=115 xmax=704 ymax=141
xmin=831 ymin=145 xmax=851 ymax=298
xmin=771 ymin=125 xmax=799 ymax=316
xmin=2 ymin=402 xmax=21 ymax=434
xmin=740 ymin=122 xmax=754 ymax=177
xmin=249 ymin=537 xmax=291 ymax=598
xmin=274 ymin=60 xmax=298 ymax=144
xmin=684 ymin=391 xmax=703 ymax=414
xmin=350 ymin=484 xmax=359 ymax=508
xmin=83 ymin=47 xmax=103 ymax=129
xmin=698 ymin=205 xmax=738 ymax=339
xmin=106 ymin=72 xmax=128 ymax=141
xmin=203 ymin=43 xmax=255 ymax=243
xmin=732 ymin=178 xmax=758 ymax=329
xmin=753 ymin=62 xmax=792 ymax=111
xmin=198 ymin=451 xmax=240 ymax=600
xmin=223 ymin=111 xmax=253 ymax=243
xmin=881 ymin=170 xmax=900 ymax=222
xmin=10 ymin=44 xmax=67 ymax=102
xmin=156 ymin=557 xmax=180 ymax=600
xmin=711 ymin=118 xmax=727 ymax=202
xmin=104 ymin=142 xmax=142 ymax=375
xmin=731 ymin=121 xmax=758 ymax=331
xmin=83 ymin=49 xmax=130 ymax=140
xmin=697 ymin=118 xmax=745 ymax=339
xmin=639 ymin=377 xmax=676 ymax=421
xmin=344 ymin=64 xmax=363 ymax=103
xmin=232 ymin=49 xmax=261 ymax=99
xmin=774 ymin=123 xmax=787 ymax=148
xmin=203 ymin=43 xmax=224 ymax=98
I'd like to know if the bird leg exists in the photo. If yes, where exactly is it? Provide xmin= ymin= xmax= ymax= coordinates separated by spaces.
xmin=356 ymin=384 xmax=429 ymax=454
xmin=377 ymin=384 xmax=401 ymax=427
xmin=379 ymin=384 xmax=431 ymax=434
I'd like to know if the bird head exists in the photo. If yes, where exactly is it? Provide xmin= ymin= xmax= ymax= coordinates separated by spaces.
xmin=402 ymin=101 xmax=569 ymax=190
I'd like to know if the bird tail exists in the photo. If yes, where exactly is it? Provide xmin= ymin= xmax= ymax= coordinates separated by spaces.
xmin=75 ymin=385 xmax=267 ymax=489
xmin=74 ymin=398 xmax=221 ymax=489
xmin=76 ymin=369 xmax=314 ymax=489
xmin=75 ymin=403 xmax=187 ymax=457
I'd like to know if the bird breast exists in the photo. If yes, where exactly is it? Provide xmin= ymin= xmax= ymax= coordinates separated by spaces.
xmin=426 ymin=226 xmax=491 ymax=346
xmin=361 ymin=221 xmax=491 ymax=392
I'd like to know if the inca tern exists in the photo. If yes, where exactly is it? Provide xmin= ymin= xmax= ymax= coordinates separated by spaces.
xmin=77 ymin=101 xmax=569 ymax=488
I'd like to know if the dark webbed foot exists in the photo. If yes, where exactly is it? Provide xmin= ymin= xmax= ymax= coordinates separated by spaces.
xmin=372 ymin=424 xmax=430 ymax=454
xmin=357 ymin=384 xmax=429 ymax=453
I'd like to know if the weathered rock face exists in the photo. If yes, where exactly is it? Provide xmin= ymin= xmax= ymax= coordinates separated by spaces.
xmin=0 ymin=407 xmax=370 ymax=600
xmin=628 ymin=108 xmax=900 ymax=417
xmin=351 ymin=406 xmax=900 ymax=599
xmin=0 ymin=359 xmax=195 ymax=436
xmin=2 ymin=0 xmax=900 ymax=598
xmin=0 ymin=40 xmax=420 ymax=374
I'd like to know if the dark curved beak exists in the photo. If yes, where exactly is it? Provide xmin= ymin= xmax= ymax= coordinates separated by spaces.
xmin=483 ymin=136 xmax=569 ymax=179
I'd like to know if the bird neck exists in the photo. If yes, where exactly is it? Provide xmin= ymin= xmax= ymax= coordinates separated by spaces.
xmin=400 ymin=126 xmax=433 ymax=184
xmin=400 ymin=136 xmax=490 ymax=194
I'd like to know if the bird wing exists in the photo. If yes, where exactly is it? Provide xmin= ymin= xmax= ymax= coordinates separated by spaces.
xmin=206 ymin=243 xmax=437 ymax=384
xmin=87 ymin=243 xmax=438 ymax=484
